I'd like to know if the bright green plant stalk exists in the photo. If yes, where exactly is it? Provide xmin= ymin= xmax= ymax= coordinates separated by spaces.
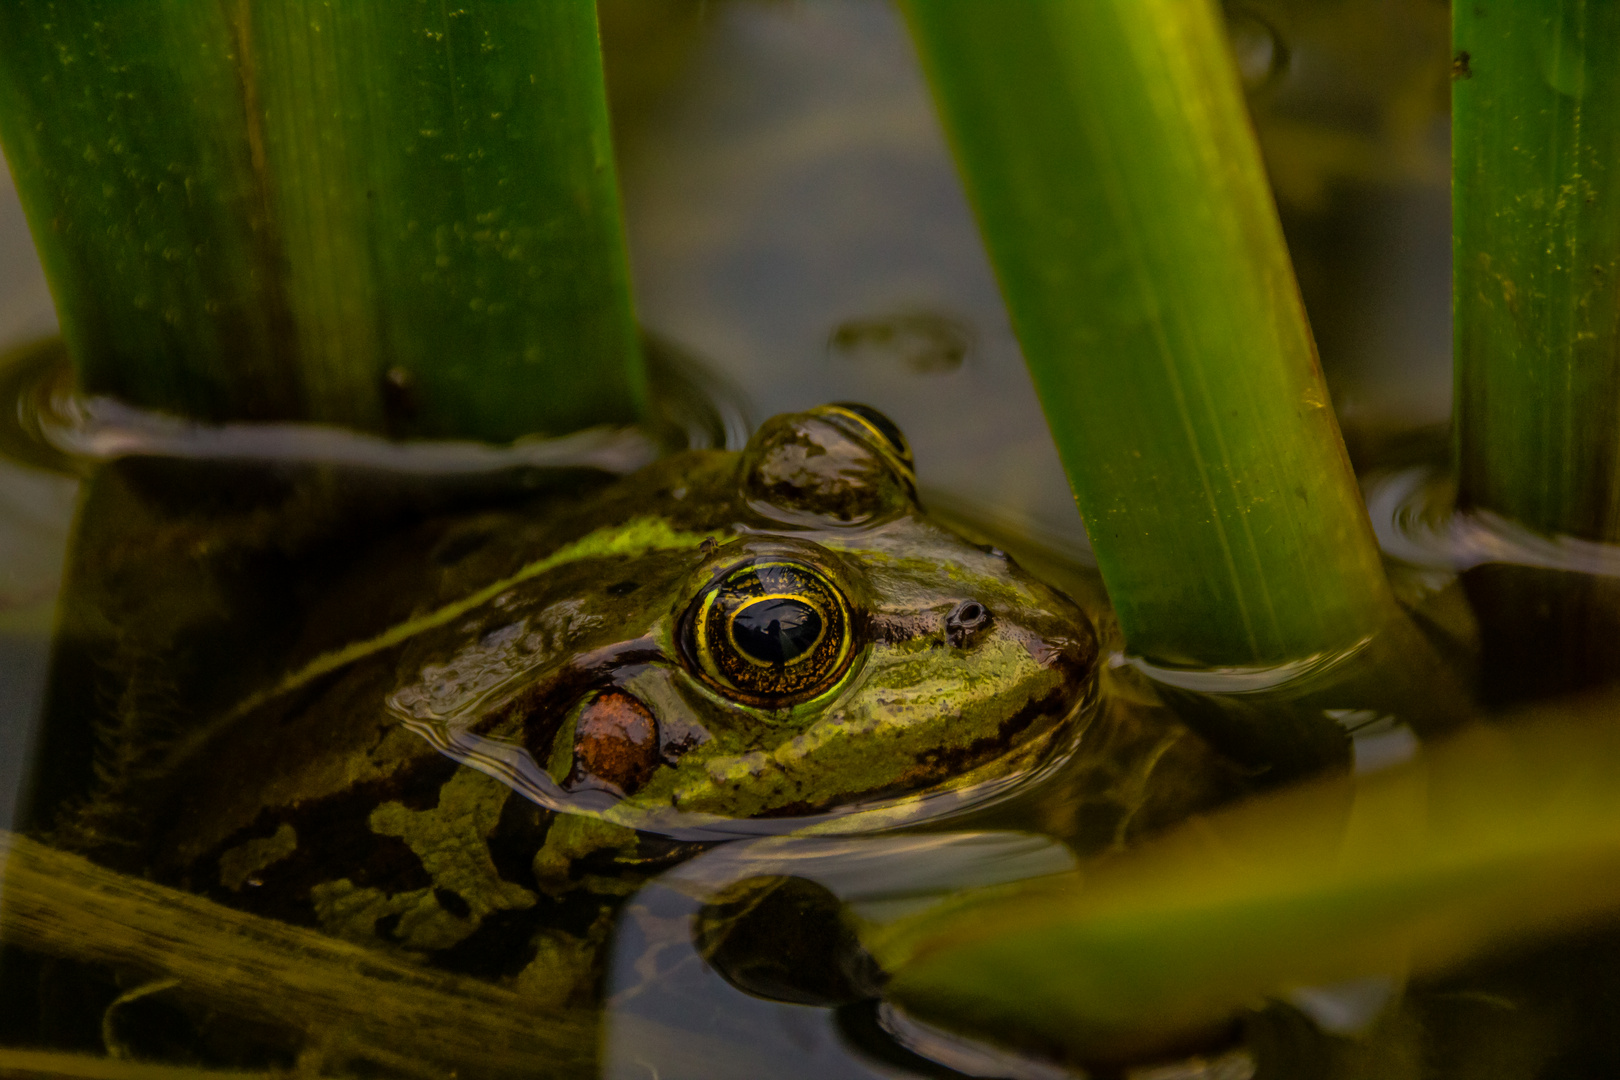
xmin=0 ymin=1 xmax=644 ymax=442
xmin=1454 ymin=2 xmax=1620 ymax=542
xmin=902 ymin=0 xmax=1395 ymax=667
xmin=863 ymin=693 xmax=1620 ymax=1064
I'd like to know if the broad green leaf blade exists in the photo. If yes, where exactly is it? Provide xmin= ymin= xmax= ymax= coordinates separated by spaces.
xmin=865 ymin=697 xmax=1620 ymax=1064
xmin=902 ymin=0 xmax=1395 ymax=667
xmin=0 ymin=1 xmax=644 ymax=441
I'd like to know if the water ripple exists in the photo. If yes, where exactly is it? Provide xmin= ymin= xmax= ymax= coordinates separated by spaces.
xmin=1 ymin=336 xmax=751 ymax=477
xmin=1366 ymin=464 xmax=1620 ymax=578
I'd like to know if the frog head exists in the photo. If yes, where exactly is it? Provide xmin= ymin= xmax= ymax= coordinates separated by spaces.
xmin=394 ymin=404 xmax=1099 ymax=837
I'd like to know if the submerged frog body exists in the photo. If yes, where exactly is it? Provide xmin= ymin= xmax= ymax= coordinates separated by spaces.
xmin=89 ymin=405 xmax=1097 ymax=1002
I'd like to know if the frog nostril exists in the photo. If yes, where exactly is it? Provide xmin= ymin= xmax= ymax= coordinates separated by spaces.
xmin=945 ymin=601 xmax=992 ymax=647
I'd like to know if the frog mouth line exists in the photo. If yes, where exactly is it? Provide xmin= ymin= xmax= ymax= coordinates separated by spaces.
xmin=398 ymin=684 xmax=1097 ymax=843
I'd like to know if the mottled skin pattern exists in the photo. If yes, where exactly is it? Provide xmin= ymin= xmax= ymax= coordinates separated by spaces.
xmin=81 ymin=406 xmax=1098 ymax=1006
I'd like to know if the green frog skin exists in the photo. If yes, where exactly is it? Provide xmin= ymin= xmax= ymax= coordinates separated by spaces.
xmin=86 ymin=404 xmax=1098 ymax=1006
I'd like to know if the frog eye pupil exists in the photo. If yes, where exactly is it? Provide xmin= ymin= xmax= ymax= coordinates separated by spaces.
xmin=732 ymin=598 xmax=823 ymax=665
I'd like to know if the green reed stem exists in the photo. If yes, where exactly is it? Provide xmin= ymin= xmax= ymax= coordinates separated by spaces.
xmin=0 ymin=1 xmax=644 ymax=442
xmin=902 ymin=0 xmax=1395 ymax=667
xmin=1452 ymin=3 xmax=1620 ymax=702
xmin=1454 ymin=2 xmax=1620 ymax=540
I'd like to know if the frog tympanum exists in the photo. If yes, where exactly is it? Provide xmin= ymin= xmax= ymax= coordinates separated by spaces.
xmin=66 ymin=405 xmax=1098 ymax=1009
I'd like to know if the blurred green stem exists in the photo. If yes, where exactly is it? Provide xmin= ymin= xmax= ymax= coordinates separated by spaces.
xmin=865 ymin=693 xmax=1620 ymax=1064
xmin=0 ymin=1 xmax=644 ymax=442
xmin=903 ymin=0 xmax=1395 ymax=668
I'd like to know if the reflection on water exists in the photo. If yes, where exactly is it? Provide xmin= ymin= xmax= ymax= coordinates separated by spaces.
xmin=828 ymin=312 xmax=972 ymax=376
xmin=0 ymin=147 xmax=67 ymax=833
xmin=0 ymin=149 xmax=55 ymax=347
xmin=10 ymin=338 xmax=750 ymax=477
xmin=0 ymin=374 xmax=72 ymax=831
xmin=604 ymin=832 xmax=1082 ymax=1080
xmin=1370 ymin=464 xmax=1620 ymax=579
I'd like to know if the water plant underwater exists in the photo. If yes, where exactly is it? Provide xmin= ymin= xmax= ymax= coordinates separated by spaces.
xmin=1 ymin=0 xmax=1619 ymax=1077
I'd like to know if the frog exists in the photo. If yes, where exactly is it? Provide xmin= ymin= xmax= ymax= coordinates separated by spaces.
xmin=60 ymin=403 xmax=1100 ymax=1012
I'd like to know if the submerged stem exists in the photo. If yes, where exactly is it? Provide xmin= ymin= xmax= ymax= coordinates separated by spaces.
xmin=0 ymin=831 xmax=595 ymax=1079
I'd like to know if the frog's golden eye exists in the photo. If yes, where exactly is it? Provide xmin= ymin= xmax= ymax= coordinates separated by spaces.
xmin=741 ymin=406 xmax=915 ymax=524
xmin=686 ymin=561 xmax=855 ymax=706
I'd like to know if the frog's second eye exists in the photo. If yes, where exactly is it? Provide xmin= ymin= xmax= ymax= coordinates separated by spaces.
xmin=822 ymin=402 xmax=913 ymax=474
xmin=686 ymin=561 xmax=855 ymax=706
xmin=741 ymin=405 xmax=915 ymax=524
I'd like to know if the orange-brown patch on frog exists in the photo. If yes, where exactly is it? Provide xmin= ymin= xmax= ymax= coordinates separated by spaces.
xmin=568 ymin=690 xmax=660 ymax=797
